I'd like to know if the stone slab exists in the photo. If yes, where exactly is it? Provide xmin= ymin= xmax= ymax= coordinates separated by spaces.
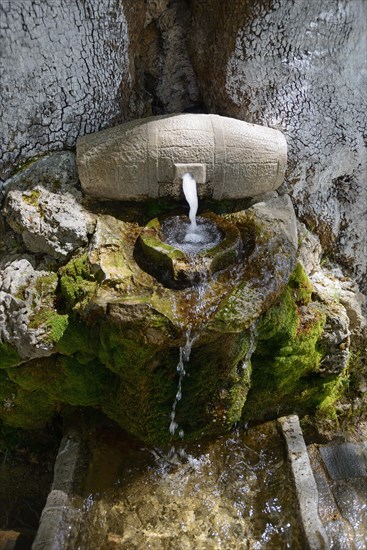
xmin=308 ymin=442 xmax=367 ymax=549
xmin=278 ymin=415 xmax=329 ymax=550
xmin=32 ymin=429 xmax=83 ymax=550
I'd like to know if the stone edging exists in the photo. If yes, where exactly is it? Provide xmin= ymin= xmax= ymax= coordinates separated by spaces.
xmin=278 ymin=415 xmax=329 ymax=550
xmin=32 ymin=428 xmax=83 ymax=550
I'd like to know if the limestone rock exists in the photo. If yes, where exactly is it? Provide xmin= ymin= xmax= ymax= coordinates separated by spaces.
xmin=3 ymin=153 xmax=95 ymax=260
xmin=76 ymin=114 xmax=287 ymax=201
xmin=2 ymin=151 xmax=79 ymax=194
xmin=318 ymin=302 xmax=350 ymax=376
xmin=0 ymin=255 xmax=68 ymax=363
xmin=297 ymin=222 xmax=323 ymax=277
xmin=311 ymin=267 xmax=367 ymax=335
xmin=250 ymin=194 xmax=298 ymax=251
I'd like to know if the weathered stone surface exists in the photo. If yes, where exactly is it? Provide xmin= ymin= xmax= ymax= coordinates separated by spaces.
xmin=77 ymin=114 xmax=287 ymax=201
xmin=278 ymin=415 xmax=329 ymax=549
xmin=297 ymin=222 xmax=323 ymax=277
xmin=250 ymin=194 xmax=298 ymax=251
xmin=320 ymin=442 xmax=367 ymax=480
xmin=2 ymin=151 xmax=79 ymax=194
xmin=137 ymin=0 xmax=201 ymax=114
xmin=3 ymin=153 xmax=95 ymax=260
xmin=317 ymin=302 xmax=350 ymax=376
xmin=0 ymin=255 xmax=67 ymax=363
xmin=309 ymin=442 xmax=367 ymax=549
xmin=135 ymin=214 xmax=242 ymax=289
xmin=32 ymin=429 xmax=83 ymax=550
xmin=190 ymin=0 xmax=367 ymax=291
xmin=311 ymin=266 xmax=367 ymax=335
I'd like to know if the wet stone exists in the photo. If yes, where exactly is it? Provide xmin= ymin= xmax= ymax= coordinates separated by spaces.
xmin=309 ymin=442 xmax=367 ymax=549
xmin=319 ymin=442 xmax=367 ymax=480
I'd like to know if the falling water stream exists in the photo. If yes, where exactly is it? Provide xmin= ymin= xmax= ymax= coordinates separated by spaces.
xmin=167 ymin=174 xmax=220 ymax=459
xmin=182 ymin=172 xmax=198 ymax=230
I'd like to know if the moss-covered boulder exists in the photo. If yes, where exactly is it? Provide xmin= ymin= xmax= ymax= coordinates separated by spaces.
xmin=0 ymin=192 xmax=353 ymax=445
xmin=0 ymin=255 xmax=69 ymax=363
xmin=242 ymin=263 xmax=350 ymax=423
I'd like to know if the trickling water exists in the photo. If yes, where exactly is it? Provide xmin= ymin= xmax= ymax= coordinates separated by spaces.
xmin=238 ymin=322 xmax=258 ymax=374
xmin=169 ymin=329 xmax=197 ymax=438
xmin=182 ymin=172 xmax=198 ymax=230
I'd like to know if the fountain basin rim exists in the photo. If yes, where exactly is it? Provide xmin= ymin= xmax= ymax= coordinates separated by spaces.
xmin=134 ymin=213 xmax=243 ymax=289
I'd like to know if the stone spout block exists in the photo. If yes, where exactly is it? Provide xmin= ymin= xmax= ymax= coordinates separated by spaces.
xmin=174 ymin=163 xmax=206 ymax=184
xmin=77 ymin=114 xmax=287 ymax=201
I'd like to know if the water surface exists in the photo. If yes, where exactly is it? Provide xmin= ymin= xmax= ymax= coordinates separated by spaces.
xmin=70 ymin=422 xmax=305 ymax=549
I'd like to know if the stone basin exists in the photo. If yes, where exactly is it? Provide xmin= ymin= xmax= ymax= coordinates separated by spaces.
xmin=134 ymin=213 xmax=243 ymax=288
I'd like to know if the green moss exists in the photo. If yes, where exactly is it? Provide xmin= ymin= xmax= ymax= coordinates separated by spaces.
xmin=98 ymin=323 xmax=158 ymax=375
xmin=22 ymin=189 xmax=41 ymax=206
xmin=0 ymin=253 xmax=348 ymax=444
xmin=288 ymin=262 xmax=313 ymax=305
xmin=172 ymin=331 xmax=253 ymax=441
xmin=212 ymin=283 xmax=262 ymax=333
xmin=315 ymin=373 xmax=349 ymax=420
xmin=102 ymin=351 xmax=177 ymax=445
xmin=55 ymin=355 xmax=116 ymax=407
xmin=59 ymin=252 xmax=97 ymax=307
xmin=242 ymin=263 xmax=332 ymax=421
xmin=98 ymin=321 xmax=177 ymax=444
xmin=7 ymin=355 xmax=116 ymax=408
xmin=56 ymin=317 xmax=98 ymax=357
xmin=34 ymin=272 xmax=58 ymax=294
xmin=29 ymin=310 xmax=69 ymax=344
xmin=0 ymin=369 xmax=54 ymax=429
xmin=0 ymin=342 xmax=21 ymax=369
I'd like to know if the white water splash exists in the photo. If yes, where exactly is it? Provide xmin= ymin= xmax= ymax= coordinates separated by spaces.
xmin=182 ymin=172 xmax=198 ymax=230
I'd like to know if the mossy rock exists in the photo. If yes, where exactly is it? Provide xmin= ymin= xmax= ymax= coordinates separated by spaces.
xmin=7 ymin=355 xmax=117 ymax=408
xmin=0 ymin=191 xmax=349 ymax=445
xmin=102 ymin=347 xmax=179 ymax=445
xmin=0 ymin=342 xmax=22 ymax=369
xmin=59 ymin=252 xmax=97 ymax=308
xmin=99 ymin=330 xmax=255 ymax=445
xmin=175 ymin=330 xmax=254 ymax=439
xmin=0 ymin=369 xmax=54 ymax=429
xmin=242 ymin=263 xmax=345 ymax=422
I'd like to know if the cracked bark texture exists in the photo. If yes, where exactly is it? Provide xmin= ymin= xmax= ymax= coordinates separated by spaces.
xmin=0 ymin=0 xmax=200 ymax=182
xmin=190 ymin=0 xmax=367 ymax=291
xmin=0 ymin=0 xmax=132 ymax=181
